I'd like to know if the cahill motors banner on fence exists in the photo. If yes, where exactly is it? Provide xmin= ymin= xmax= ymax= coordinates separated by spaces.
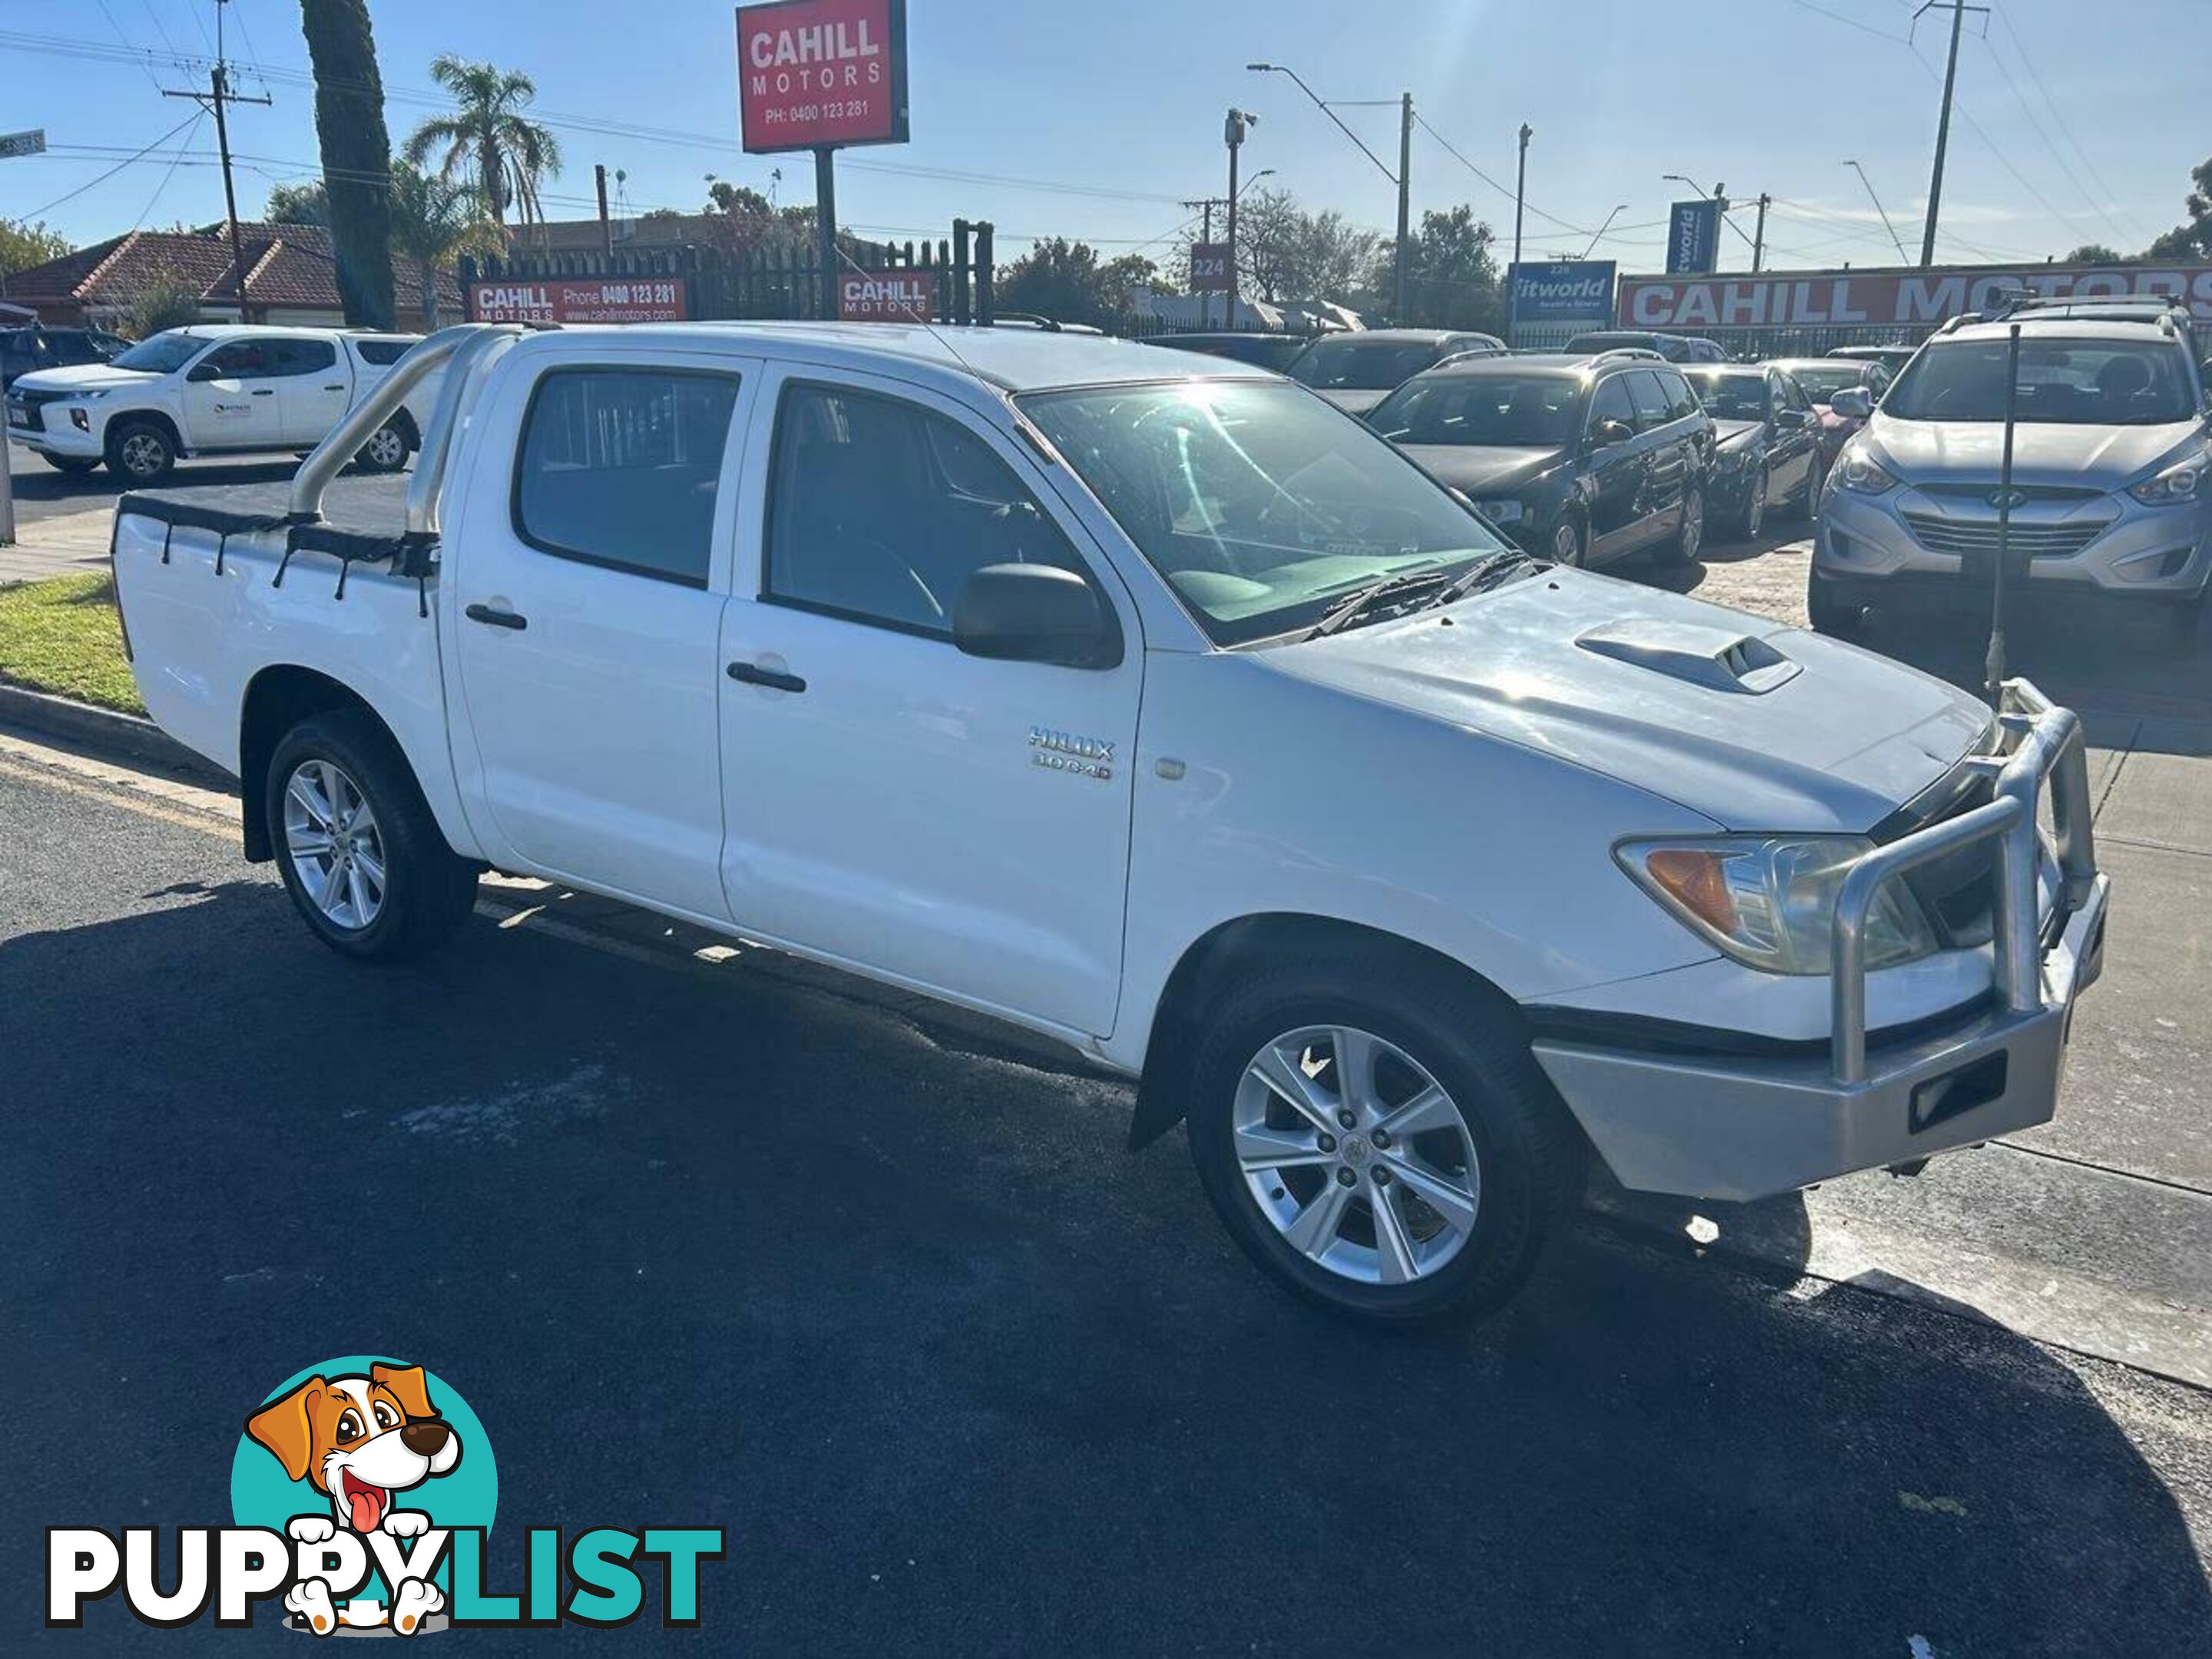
xmin=1618 ymin=263 xmax=2212 ymax=331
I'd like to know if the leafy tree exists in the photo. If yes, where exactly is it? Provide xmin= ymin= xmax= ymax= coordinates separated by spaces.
xmin=1395 ymin=204 xmax=1505 ymax=333
xmin=386 ymin=161 xmax=502 ymax=329
xmin=1232 ymin=189 xmax=1380 ymax=304
xmin=996 ymin=238 xmax=1157 ymax=325
xmin=2143 ymin=157 xmax=2212 ymax=261
xmin=2062 ymin=243 xmax=2124 ymax=266
xmin=299 ymin=0 xmax=396 ymax=329
xmin=263 ymin=180 xmax=329 ymax=225
xmin=0 ymin=218 xmax=71 ymax=280
xmin=118 ymin=263 xmax=206 ymax=337
xmin=405 ymin=56 xmax=562 ymax=229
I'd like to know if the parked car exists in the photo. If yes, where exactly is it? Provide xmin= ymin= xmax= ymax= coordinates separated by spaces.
xmin=1366 ymin=350 xmax=1716 ymax=568
xmin=1286 ymin=328 xmax=1508 ymax=416
xmin=1563 ymin=329 xmax=1729 ymax=364
xmin=1679 ymin=364 xmax=1825 ymax=540
xmin=108 ymin=321 xmax=2109 ymax=1325
xmin=1767 ymin=356 xmax=1894 ymax=462
xmin=1827 ymin=344 xmax=1918 ymax=376
xmin=0 ymin=323 xmax=132 ymax=392
xmin=1147 ymin=331 xmax=1309 ymax=372
xmin=1811 ymin=312 xmax=2212 ymax=649
xmin=5 ymin=324 xmax=432 ymax=483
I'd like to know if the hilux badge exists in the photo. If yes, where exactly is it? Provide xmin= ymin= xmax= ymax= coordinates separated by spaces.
xmin=1028 ymin=726 xmax=1114 ymax=781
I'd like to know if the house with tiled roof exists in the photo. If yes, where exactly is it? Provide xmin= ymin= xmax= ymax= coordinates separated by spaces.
xmin=0 ymin=221 xmax=462 ymax=331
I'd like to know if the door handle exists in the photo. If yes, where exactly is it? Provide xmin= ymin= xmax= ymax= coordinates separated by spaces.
xmin=465 ymin=603 xmax=528 ymax=631
xmin=727 ymin=661 xmax=806 ymax=694
xmin=250 ymin=388 xmax=274 ymax=397
xmin=323 ymin=382 xmax=345 ymax=392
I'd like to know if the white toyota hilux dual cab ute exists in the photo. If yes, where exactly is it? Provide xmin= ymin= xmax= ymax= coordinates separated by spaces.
xmin=7 ymin=323 xmax=432 ymax=485
xmin=108 ymin=321 xmax=2111 ymax=1323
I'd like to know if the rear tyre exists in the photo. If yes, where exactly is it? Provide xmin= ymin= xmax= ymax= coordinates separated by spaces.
xmin=353 ymin=419 xmax=411 ymax=474
xmin=1185 ymin=955 xmax=1578 ymax=1324
xmin=1808 ymin=571 xmax=1867 ymax=641
xmin=104 ymin=419 xmax=176 ymax=486
xmin=41 ymin=455 xmax=99 ymax=477
xmin=1654 ymin=484 xmax=1705 ymax=566
xmin=265 ymin=710 xmax=478 ymax=962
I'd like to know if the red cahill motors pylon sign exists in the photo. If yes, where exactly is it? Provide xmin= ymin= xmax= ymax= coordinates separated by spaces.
xmin=735 ymin=0 xmax=910 ymax=154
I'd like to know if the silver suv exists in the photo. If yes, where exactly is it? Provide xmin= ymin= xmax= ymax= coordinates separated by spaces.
xmin=1810 ymin=303 xmax=2211 ymax=650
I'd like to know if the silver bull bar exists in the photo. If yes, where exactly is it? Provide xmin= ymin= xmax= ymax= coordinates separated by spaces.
xmin=1830 ymin=677 xmax=2098 ymax=1084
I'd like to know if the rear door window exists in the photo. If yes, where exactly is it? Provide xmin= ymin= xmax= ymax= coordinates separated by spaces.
xmin=1660 ymin=369 xmax=1699 ymax=419
xmin=1626 ymin=371 xmax=1674 ymax=431
xmin=267 ymin=338 xmax=338 ymax=378
xmin=353 ymin=339 xmax=412 ymax=366
xmin=513 ymin=366 xmax=743 ymax=588
xmin=1588 ymin=375 xmax=1636 ymax=435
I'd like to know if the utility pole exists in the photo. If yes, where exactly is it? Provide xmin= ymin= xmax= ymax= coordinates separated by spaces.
xmin=162 ymin=0 xmax=268 ymax=319
xmin=595 ymin=164 xmax=614 ymax=257
xmin=1751 ymin=191 xmax=1771 ymax=273
xmin=1508 ymin=123 xmax=1531 ymax=344
xmin=1916 ymin=0 xmax=1988 ymax=267
xmin=1395 ymin=94 xmax=1412 ymax=320
xmin=1225 ymin=108 xmax=1257 ymax=323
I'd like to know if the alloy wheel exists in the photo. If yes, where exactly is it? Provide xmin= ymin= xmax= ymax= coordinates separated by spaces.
xmin=1745 ymin=469 xmax=1766 ymax=538
xmin=282 ymin=760 xmax=387 ymax=931
xmin=1681 ymin=490 xmax=1704 ymax=560
xmin=1552 ymin=521 xmax=1582 ymax=566
xmin=366 ymin=426 xmax=407 ymax=469
xmin=1233 ymin=1025 xmax=1482 ymax=1286
xmin=119 ymin=432 xmax=167 ymax=479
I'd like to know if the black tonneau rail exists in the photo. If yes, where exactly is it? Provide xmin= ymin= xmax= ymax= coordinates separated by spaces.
xmin=118 ymin=492 xmax=436 ymax=614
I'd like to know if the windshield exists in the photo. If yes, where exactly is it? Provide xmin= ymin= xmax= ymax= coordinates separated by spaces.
xmin=1368 ymin=373 xmax=1581 ymax=448
xmin=1019 ymin=379 xmax=1505 ymax=644
xmin=1783 ymin=363 xmax=1878 ymax=400
xmin=1883 ymin=338 xmax=2195 ymax=425
xmin=1290 ymin=338 xmax=1449 ymax=392
xmin=108 ymin=331 xmax=207 ymax=374
xmin=1684 ymin=372 xmax=1768 ymax=421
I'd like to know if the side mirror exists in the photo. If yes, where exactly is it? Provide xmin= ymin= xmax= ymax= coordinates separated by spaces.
xmin=187 ymin=361 xmax=224 ymax=382
xmin=1829 ymin=386 xmax=1874 ymax=419
xmin=1773 ymin=407 xmax=1808 ymax=430
xmin=1587 ymin=417 xmax=1634 ymax=450
xmin=953 ymin=564 xmax=1119 ymax=669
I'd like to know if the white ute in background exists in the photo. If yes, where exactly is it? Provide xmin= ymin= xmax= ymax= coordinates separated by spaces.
xmin=104 ymin=322 xmax=2111 ymax=1324
xmin=5 ymin=324 xmax=436 ymax=485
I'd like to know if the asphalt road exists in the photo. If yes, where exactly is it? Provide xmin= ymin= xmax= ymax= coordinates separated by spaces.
xmin=5 ymin=737 xmax=2210 ymax=1656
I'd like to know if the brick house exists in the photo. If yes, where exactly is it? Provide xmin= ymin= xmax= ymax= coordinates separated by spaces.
xmin=0 ymin=221 xmax=462 ymax=330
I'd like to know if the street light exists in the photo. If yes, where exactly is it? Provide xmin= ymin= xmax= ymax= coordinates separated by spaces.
xmin=1224 ymin=107 xmax=1260 ymax=320
xmin=1580 ymin=204 xmax=1628 ymax=261
xmin=1248 ymin=61 xmax=1412 ymax=319
xmin=1237 ymin=166 xmax=1276 ymax=201
xmin=1843 ymin=159 xmax=1912 ymax=265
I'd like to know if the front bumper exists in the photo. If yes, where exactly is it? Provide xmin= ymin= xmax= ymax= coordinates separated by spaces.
xmin=1532 ymin=681 xmax=2109 ymax=1202
xmin=1817 ymin=476 xmax=2212 ymax=598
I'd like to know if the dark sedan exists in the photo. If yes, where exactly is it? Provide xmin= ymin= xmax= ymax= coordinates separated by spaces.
xmin=1285 ymin=328 xmax=1507 ymax=416
xmin=1765 ymin=356 xmax=1894 ymax=463
xmin=1144 ymin=331 xmax=1309 ymax=371
xmin=1679 ymin=364 xmax=1823 ymax=541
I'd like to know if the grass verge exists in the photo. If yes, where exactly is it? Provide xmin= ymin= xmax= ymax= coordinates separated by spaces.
xmin=0 ymin=573 xmax=144 ymax=714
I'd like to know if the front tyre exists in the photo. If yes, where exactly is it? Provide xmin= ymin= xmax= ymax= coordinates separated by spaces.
xmin=1549 ymin=515 xmax=1586 ymax=568
xmin=354 ymin=419 xmax=411 ymax=474
xmin=104 ymin=418 xmax=176 ymax=485
xmin=1186 ymin=959 xmax=1577 ymax=1323
xmin=266 ymin=711 xmax=478 ymax=962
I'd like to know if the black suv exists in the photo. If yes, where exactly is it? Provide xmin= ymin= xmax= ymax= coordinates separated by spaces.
xmin=0 ymin=324 xmax=131 ymax=391
xmin=1366 ymin=351 xmax=1717 ymax=567
xmin=1563 ymin=329 xmax=1728 ymax=364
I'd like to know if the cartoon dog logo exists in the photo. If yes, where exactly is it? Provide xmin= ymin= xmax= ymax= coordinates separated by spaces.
xmin=245 ymin=1362 xmax=462 ymax=1636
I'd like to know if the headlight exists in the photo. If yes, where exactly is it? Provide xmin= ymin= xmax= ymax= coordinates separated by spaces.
xmin=1616 ymin=834 xmax=1938 ymax=975
xmin=1475 ymin=498 xmax=1523 ymax=524
xmin=1833 ymin=447 xmax=1899 ymax=495
xmin=69 ymin=389 xmax=110 ymax=402
xmin=2130 ymin=454 xmax=2207 ymax=506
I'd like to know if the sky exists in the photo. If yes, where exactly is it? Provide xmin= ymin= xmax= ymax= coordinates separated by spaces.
xmin=4 ymin=0 xmax=2207 ymax=279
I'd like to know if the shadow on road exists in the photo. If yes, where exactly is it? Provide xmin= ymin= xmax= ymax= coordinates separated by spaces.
xmin=5 ymin=454 xmax=302 ymax=505
xmin=4 ymin=878 xmax=2207 ymax=1654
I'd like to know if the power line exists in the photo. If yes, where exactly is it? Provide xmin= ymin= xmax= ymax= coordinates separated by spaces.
xmin=20 ymin=114 xmax=203 ymax=221
xmin=1974 ymin=30 xmax=2134 ymax=248
xmin=128 ymin=108 xmax=205 ymax=233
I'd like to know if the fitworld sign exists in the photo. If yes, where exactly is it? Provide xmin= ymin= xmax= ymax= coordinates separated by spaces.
xmin=1508 ymin=260 xmax=1616 ymax=325
xmin=737 ymin=0 xmax=910 ymax=153
xmin=1619 ymin=263 xmax=2212 ymax=331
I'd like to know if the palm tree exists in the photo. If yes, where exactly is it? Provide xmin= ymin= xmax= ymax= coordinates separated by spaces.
xmin=298 ymin=0 xmax=396 ymax=329
xmin=385 ymin=161 xmax=504 ymax=329
xmin=403 ymin=56 xmax=562 ymax=231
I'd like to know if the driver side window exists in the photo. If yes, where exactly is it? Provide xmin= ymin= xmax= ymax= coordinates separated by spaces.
xmin=765 ymin=382 xmax=1084 ymax=637
xmin=197 ymin=340 xmax=276 ymax=380
xmin=1587 ymin=376 xmax=1635 ymax=438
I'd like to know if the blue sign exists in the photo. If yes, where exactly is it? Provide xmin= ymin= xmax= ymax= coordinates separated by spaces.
xmin=1667 ymin=200 xmax=1721 ymax=275
xmin=1508 ymin=260 xmax=1617 ymax=326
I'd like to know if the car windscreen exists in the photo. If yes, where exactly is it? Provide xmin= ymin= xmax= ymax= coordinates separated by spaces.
xmin=1883 ymin=338 xmax=2195 ymax=425
xmin=108 ymin=332 xmax=207 ymax=374
xmin=1289 ymin=338 xmax=1445 ymax=391
xmin=1368 ymin=373 xmax=1581 ymax=448
xmin=1683 ymin=372 xmax=1767 ymax=421
xmin=1782 ymin=363 xmax=1876 ymax=400
xmin=1019 ymin=379 xmax=1505 ymax=646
